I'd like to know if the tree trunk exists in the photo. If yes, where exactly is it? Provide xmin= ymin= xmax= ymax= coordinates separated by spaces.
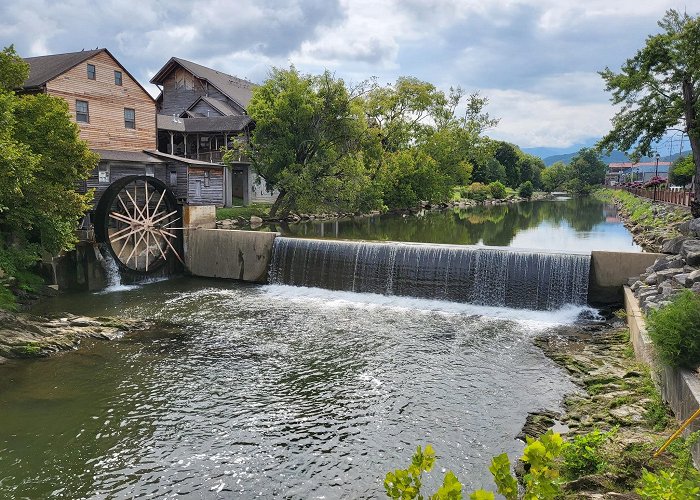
xmin=681 ymin=78 xmax=700 ymax=218
xmin=269 ymin=189 xmax=287 ymax=218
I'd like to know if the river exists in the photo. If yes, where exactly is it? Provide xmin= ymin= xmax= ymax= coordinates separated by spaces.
xmin=0 ymin=197 xmax=637 ymax=498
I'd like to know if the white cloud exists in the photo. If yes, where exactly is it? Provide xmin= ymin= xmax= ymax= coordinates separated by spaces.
xmin=0 ymin=0 xmax=691 ymax=149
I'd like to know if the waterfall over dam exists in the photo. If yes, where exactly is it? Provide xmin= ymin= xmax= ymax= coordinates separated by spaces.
xmin=268 ymin=237 xmax=591 ymax=310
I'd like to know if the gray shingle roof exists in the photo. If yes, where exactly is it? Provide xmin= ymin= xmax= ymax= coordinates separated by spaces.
xmin=94 ymin=149 xmax=166 ymax=163
xmin=189 ymin=95 xmax=238 ymax=116
xmin=22 ymin=48 xmax=154 ymax=101
xmin=23 ymin=49 xmax=103 ymax=88
xmin=156 ymin=114 xmax=252 ymax=133
xmin=144 ymin=150 xmax=223 ymax=167
xmin=150 ymin=57 xmax=255 ymax=109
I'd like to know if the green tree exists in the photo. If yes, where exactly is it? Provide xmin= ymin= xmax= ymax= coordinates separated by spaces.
xmin=670 ymin=155 xmax=695 ymax=186
xmin=235 ymin=67 xmax=376 ymax=216
xmin=518 ymin=154 xmax=545 ymax=189
xmin=0 ymin=45 xmax=96 ymax=307
xmin=378 ymin=149 xmax=451 ymax=209
xmin=494 ymin=141 xmax=521 ymax=188
xmin=541 ymin=161 xmax=572 ymax=192
xmin=518 ymin=181 xmax=534 ymax=199
xmin=364 ymin=76 xmax=446 ymax=152
xmin=598 ymin=9 xmax=700 ymax=216
xmin=569 ymin=147 xmax=607 ymax=186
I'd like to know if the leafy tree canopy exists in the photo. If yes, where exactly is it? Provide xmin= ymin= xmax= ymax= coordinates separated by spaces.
xmin=598 ymin=9 xmax=700 ymax=215
xmin=0 ymin=45 xmax=97 ymax=305
xmin=234 ymin=67 xmax=376 ymax=216
xmin=670 ymin=154 xmax=694 ymax=186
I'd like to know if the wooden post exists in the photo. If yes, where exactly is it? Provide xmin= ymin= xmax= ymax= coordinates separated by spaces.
xmin=196 ymin=133 xmax=199 ymax=159
xmin=183 ymin=133 xmax=188 ymax=156
xmin=169 ymin=131 xmax=174 ymax=155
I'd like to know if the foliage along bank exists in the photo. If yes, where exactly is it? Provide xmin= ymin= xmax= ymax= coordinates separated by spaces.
xmin=0 ymin=46 xmax=97 ymax=310
xmin=224 ymin=68 xmax=604 ymax=218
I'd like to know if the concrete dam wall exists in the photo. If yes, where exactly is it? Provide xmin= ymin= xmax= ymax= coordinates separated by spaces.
xmin=183 ymin=229 xmax=663 ymax=305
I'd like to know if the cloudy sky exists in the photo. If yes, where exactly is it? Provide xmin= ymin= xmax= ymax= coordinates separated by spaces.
xmin=0 ymin=0 xmax=691 ymax=154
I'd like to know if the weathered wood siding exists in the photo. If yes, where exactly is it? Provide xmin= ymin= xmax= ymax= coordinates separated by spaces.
xmin=84 ymin=162 xmax=166 ymax=205
xmin=189 ymin=100 xmax=224 ymax=117
xmin=187 ymin=167 xmax=224 ymax=206
xmin=159 ymin=67 xmax=245 ymax=116
xmin=46 ymin=51 xmax=156 ymax=151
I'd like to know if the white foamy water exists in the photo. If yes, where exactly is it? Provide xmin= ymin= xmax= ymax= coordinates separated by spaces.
xmin=262 ymin=284 xmax=600 ymax=326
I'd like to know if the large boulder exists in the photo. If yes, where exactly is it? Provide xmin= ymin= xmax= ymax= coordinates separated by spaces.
xmin=660 ymin=236 xmax=687 ymax=254
xmin=680 ymin=239 xmax=700 ymax=266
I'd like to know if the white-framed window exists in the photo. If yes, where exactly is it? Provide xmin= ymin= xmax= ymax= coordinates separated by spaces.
xmin=114 ymin=70 xmax=122 ymax=86
xmin=145 ymin=165 xmax=154 ymax=177
xmin=204 ymin=170 xmax=210 ymax=187
xmin=169 ymin=170 xmax=177 ymax=186
xmin=124 ymin=108 xmax=135 ymax=129
xmin=87 ymin=63 xmax=96 ymax=80
xmin=195 ymin=180 xmax=202 ymax=198
xmin=76 ymin=100 xmax=89 ymax=123
xmin=98 ymin=164 xmax=110 ymax=184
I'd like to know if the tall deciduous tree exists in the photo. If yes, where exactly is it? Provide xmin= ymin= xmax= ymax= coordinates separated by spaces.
xmin=235 ymin=67 xmax=375 ymax=216
xmin=599 ymin=9 xmax=700 ymax=216
xmin=0 ymin=45 xmax=96 ymax=298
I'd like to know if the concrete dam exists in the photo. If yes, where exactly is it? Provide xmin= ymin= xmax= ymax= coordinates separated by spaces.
xmin=183 ymin=228 xmax=663 ymax=307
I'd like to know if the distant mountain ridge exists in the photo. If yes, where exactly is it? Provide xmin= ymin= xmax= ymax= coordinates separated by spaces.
xmin=541 ymin=149 xmax=691 ymax=166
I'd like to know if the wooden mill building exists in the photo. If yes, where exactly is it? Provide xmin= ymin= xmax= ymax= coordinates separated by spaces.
xmin=150 ymin=57 xmax=277 ymax=205
xmin=20 ymin=48 xmax=228 ymax=208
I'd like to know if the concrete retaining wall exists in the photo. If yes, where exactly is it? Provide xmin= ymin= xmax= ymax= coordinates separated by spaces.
xmin=624 ymin=286 xmax=700 ymax=465
xmin=589 ymin=251 xmax=664 ymax=303
xmin=184 ymin=229 xmax=278 ymax=283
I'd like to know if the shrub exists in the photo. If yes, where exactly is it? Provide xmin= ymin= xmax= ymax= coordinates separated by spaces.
xmin=518 ymin=181 xmax=534 ymax=198
xmin=466 ymin=182 xmax=491 ymax=202
xmin=488 ymin=181 xmax=507 ymax=199
xmin=646 ymin=290 xmax=700 ymax=369
xmin=562 ymin=428 xmax=615 ymax=478
xmin=637 ymin=469 xmax=700 ymax=499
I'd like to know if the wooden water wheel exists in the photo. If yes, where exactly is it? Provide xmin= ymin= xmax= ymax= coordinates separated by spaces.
xmin=94 ymin=175 xmax=183 ymax=273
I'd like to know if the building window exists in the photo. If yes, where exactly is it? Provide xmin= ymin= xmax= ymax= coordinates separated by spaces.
xmin=76 ymin=100 xmax=89 ymax=123
xmin=98 ymin=164 xmax=110 ymax=184
xmin=87 ymin=64 xmax=96 ymax=80
xmin=145 ymin=165 xmax=154 ymax=177
xmin=124 ymin=108 xmax=135 ymax=129
xmin=204 ymin=170 xmax=210 ymax=187
xmin=169 ymin=170 xmax=177 ymax=186
xmin=114 ymin=70 xmax=122 ymax=86
xmin=195 ymin=180 xmax=202 ymax=198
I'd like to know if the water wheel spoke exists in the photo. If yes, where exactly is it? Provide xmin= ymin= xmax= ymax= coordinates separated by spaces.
xmin=126 ymin=230 xmax=148 ymax=267
xmin=125 ymin=188 xmax=147 ymax=221
xmin=151 ymin=209 xmax=179 ymax=226
xmin=152 ymin=190 xmax=167 ymax=220
xmin=159 ymin=231 xmax=185 ymax=264
xmin=111 ymin=227 xmax=140 ymax=244
xmin=160 ymin=218 xmax=182 ymax=228
xmin=109 ymin=224 xmax=135 ymax=239
xmin=117 ymin=194 xmax=131 ymax=217
xmin=109 ymin=211 xmax=137 ymax=225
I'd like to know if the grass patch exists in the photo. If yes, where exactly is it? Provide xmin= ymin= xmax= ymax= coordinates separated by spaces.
xmin=216 ymin=203 xmax=271 ymax=221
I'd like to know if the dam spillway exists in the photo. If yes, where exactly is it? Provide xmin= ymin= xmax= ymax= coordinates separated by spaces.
xmin=268 ymin=237 xmax=591 ymax=310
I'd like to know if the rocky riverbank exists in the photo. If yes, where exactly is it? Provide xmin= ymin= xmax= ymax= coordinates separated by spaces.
xmin=0 ymin=310 xmax=164 ymax=363
xmin=599 ymin=189 xmax=700 ymax=312
xmin=525 ymin=323 xmax=696 ymax=498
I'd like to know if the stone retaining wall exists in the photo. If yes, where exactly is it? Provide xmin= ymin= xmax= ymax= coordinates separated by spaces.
xmin=624 ymin=286 xmax=700 ymax=465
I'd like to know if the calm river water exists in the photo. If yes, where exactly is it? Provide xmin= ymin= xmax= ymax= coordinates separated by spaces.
xmin=0 ymin=197 xmax=636 ymax=498
xmin=263 ymin=197 xmax=640 ymax=253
